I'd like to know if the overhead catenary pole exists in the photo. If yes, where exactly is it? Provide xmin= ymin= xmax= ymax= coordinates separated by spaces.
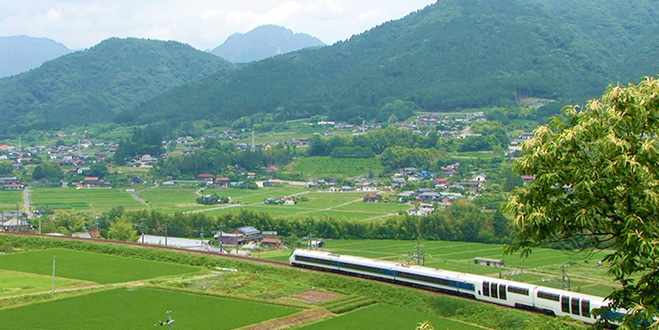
xmin=51 ymin=255 xmax=56 ymax=296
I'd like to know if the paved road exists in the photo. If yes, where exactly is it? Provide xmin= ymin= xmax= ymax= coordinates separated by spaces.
xmin=23 ymin=186 xmax=33 ymax=218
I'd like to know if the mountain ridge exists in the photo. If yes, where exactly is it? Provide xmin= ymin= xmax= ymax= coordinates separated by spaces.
xmin=0 ymin=35 xmax=71 ymax=78
xmin=210 ymin=25 xmax=325 ymax=63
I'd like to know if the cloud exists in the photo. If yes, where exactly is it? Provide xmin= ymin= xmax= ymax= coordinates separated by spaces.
xmin=0 ymin=0 xmax=435 ymax=50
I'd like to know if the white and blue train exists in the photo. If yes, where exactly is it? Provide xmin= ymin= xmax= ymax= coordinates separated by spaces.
xmin=290 ymin=249 xmax=624 ymax=325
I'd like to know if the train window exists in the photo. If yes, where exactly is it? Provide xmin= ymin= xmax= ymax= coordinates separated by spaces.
xmin=581 ymin=300 xmax=590 ymax=317
xmin=490 ymin=283 xmax=498 ymax=298
xmin=561 ymin=296 xmax=570 ymax=313
xmin=483 ymin=282 xmax=490 ymax=297
xmin=507 ymin=286 xmax=529 ymax=295
xmin=571 ymin=297 xmax=580 ymax=315
xmin=499 ymin=284 xmax=507 ymax=300
xmin=295 ymin=255 xmax=334 ymax=266
xmin=537 ymin=291 xmax=560 ymax=302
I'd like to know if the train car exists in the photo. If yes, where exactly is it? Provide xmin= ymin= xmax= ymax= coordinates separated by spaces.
xmin=290 ymin=249 xmax=614 ymax=325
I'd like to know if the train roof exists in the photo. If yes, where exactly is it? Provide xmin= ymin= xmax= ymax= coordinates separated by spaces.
xmin=291 ymin=249 xmax=608 ymax=303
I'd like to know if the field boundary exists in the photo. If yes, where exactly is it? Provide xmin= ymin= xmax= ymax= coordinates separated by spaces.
xmin=238 ymin=308 xmax=333 ymax=330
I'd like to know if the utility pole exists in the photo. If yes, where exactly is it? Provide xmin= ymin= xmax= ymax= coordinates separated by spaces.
xmin=51 ymin=255 xmax=56 ymax=296
xmin=158 ymin=224 xmax=168 ymax=246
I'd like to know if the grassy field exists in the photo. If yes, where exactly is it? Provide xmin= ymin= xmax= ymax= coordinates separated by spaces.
xmin=31 ymin=188 xmax=143 ymax=211
xmin=260 ymin=239 xmax=617 ymax=297
xmin=0 ymin=190 xmax=22 ymax=211
xmin=0 ymin=249 xmax=201 ymax=284
xmin=181 ymin=188 xmax=407 ymax=221
xmin=286 ymin=156 xmax=385 ymax=178
xmin=0 ymin=287 xmax=301 ymax=329
xmin=0 ymin=270 xmax=85 ymax=298
xmin=295 ymin=303 xmax=481 ymax=330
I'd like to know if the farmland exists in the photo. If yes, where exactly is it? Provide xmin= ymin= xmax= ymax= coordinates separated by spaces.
xmin=0 ymin=287 xmax=301 ymax=329
xmin=285 ymin=156 xmax=385 ymax=178
xmin=296 ymin=304 xmax=481 ymax=330
xmin=0 ymin=270 xmax=84 ymax=297
xmin=26 ymin=185 xmax=409 ymax=221
xmin=0 ymin=235 xmax=585 ymax=330
xmin=30 ymin=188 xmax=142 ymax=211
xmin=0 ymin=248 xmax=201 ymax=284
xmin=0 ymin=190 xmax=22 ymax=211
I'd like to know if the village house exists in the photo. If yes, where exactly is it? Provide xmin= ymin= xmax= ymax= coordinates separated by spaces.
xmin=261 ymin=237 xmax=283 ymax=248
xmin=363 ymin=193 xmax=380 ymax=202
xmin=214 ymin=176 xmax=231 ymax=187
xmin=82 ymin=177 xmax=101 ymax=187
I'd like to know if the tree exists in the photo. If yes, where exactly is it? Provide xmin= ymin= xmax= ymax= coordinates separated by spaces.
xmin=0 ymin=161 xmax=12 ymax=175
xmin=107 ymin=216 xmax=138 ymax=242
xmin=505 ymin=77 xmax=659 ymax=328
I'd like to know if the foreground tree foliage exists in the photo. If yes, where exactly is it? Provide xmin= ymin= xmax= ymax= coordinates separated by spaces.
xmin=506 ymin=77 xmax=659 ymax=328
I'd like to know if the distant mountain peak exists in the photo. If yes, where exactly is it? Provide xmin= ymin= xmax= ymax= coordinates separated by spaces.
xmin=210 ymin=25 xmax=325 ymax=63
xmin=0 ymin=35 xmax=71 ymax=77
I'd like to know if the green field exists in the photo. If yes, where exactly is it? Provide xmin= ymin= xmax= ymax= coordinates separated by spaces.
xmin=0 ymin=270 xmax=85 ymax=297
xmin=296 ymin=304 xmax=481 ymax=330
xmin=31 ymin=188 xmax=143 ymax=211
xmin=0 ymin=190 xmax=22 ymax=211
xmin=262 ymin=239 xmax=617 ymax=297
xmin=0 ymin=287 xmax=301 ymax=329
xmin=0 ymin=249 xmax=201 ymax=284
xmin=286 ymin=156 xmax=385 ymax=178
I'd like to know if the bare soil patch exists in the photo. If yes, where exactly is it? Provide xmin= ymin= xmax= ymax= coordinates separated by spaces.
xmin=290 ymin=290 xmax=341 ymax=303
xmin=239 ymin=308 xmax=333 ymax=330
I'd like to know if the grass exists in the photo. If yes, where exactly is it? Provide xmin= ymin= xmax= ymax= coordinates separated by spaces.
xmin=0 ymin=191 xmax=22 ymax=211
xmin=0 ymin=249 xmax=201 ymax=284
xmin=295 ymin=303 xmax=483 ymax=330
xmin=0 ymin=287 xmax=301 ymax=329
xmin=0 ymin=270 xmax=85 ymax=298
xmin=286 ymin=156 xmax=385 ymax=178
xmin=31 ymin=188 xmax=143 ymax=211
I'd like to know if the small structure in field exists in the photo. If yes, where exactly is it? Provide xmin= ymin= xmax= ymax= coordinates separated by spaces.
xmin=474 ymin=257 xmax=505 ymax=267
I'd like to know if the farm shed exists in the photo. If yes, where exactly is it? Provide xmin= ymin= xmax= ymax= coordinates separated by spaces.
xmin=474 ymin=257 xmax=505 ymax=267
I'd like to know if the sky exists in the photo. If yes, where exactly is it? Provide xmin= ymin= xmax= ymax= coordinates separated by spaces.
xmin=0 ymin=1 xmax=436 ymax=50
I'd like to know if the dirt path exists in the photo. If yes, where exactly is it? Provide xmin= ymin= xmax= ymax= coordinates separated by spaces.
xmin=238 ymin=308 xmax=333 ymax=330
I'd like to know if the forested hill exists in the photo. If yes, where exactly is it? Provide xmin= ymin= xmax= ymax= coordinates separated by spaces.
xmin=0 ymin=38 xmax=233 ymax=133
xmin=132 ymin=0 xmax=657 ymax=126
xmin=3 ymin=0 xmax=659 ymax=133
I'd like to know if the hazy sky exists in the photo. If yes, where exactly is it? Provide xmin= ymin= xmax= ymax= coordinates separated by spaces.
xmin=0 ymin=1 xmax=436 ymax=50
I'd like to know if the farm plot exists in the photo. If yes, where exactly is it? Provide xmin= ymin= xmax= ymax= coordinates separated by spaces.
xmin=0 ymin=190 xmax=22 ymax=211
xmin=201 ymin=191 xmax=403 ymax=221
xmin=0 ymin=287 xmax=301 ymax=330
xmin=0 ymin=270 xmax=85 ymax=298
xmin=135 ymin=186 xmax=204 ymax=213
xmin=291 ymin=239 xmax=618 ymax=296
xmin=295 ymin=303 xmax=481 ymax=330
xmin=0 ymin=249 xmax=201 ymax=284
xmin=286 ymin=156 xmax=385 ymax=179
xmin=30 ymin=188 xmax=143 ymax=211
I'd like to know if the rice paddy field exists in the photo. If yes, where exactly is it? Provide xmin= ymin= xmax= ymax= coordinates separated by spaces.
xmin=0 ymin=270 xmax=85 ymax=297
xmin=0 ymin=287 xmax=301 ymax=330
xmin=0 ymin=190 xmax=22 ymax=211
xmin=30 ymin=187 xmax=143 ymax=211
xmin=28 ymin=185 xmax=408 ymax=221
xmin=260 ymin=239 xmax=617 ymax=298
xmin=0 ymin=248 xmax=201 ymax=284
xmin=285 ymin=156 xmax=385 ymax=178
xmin=295 ymin=304 xmax=481 ymax=330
